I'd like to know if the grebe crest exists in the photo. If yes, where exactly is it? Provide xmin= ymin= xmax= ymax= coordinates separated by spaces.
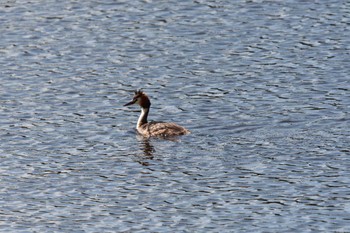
xmin=124 ymin=90 xmax=190 ymax=138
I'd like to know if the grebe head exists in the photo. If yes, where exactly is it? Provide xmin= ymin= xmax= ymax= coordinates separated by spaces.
xmin=124 ymin=90 xmax=151 ymax=108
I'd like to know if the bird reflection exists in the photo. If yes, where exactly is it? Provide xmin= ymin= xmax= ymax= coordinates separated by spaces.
xmin=134 ymin=135 xmax=183 ymax=166
xmin=136 ymin=135 xmax=155 ymax=166
xmin=141 ymin=138 xmax=155 ymax=158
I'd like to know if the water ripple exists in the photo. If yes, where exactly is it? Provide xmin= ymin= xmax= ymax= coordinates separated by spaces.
xmin=1 ymin=0 xmax=350 ymax=232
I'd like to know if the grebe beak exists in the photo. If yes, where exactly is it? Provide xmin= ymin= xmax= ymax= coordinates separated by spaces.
xmin=124 ymin=99 xmax=136 ymax=106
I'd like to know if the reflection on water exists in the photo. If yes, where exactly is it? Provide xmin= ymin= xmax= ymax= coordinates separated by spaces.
xmin=140 ymin=138 xmax=155 ymax=158
xmin=135 ymin=135 xmax=189 ymax=166
xmin=136 ymin=136 xmax=155 ymax=166
xmin=1 ymin=0 xmax=349 ymax=232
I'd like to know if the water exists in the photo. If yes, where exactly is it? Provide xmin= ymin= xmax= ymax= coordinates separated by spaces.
xmin=0 ymin=0 xmax=349 ymax=232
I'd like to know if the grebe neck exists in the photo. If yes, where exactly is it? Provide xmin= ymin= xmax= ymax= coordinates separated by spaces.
xmin=137 ymin=107 xmax=149 ymax=128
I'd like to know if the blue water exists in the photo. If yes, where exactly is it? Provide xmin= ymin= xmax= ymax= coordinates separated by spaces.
xmin=0 ymin=0 xmax=349 ymax=232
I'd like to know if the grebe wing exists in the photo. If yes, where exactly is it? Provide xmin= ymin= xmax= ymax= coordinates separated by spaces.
xmin=139 ymin=121 xmax=190 ymax=137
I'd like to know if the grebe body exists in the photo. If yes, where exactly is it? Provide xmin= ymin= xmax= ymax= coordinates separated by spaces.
xmin=124 ymin=90 xmax=190 ymax=137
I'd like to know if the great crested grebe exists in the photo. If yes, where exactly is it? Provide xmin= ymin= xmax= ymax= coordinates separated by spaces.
xmin=124 ymin=90 xmax=190 ymax=137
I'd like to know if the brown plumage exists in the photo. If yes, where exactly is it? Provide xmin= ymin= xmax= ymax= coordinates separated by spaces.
xmin=124 ymin=90 xmax=190 ymax=137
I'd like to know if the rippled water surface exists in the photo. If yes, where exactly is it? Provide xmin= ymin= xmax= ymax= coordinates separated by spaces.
xmin=1 ymin=0 xmax=349 ymax=232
